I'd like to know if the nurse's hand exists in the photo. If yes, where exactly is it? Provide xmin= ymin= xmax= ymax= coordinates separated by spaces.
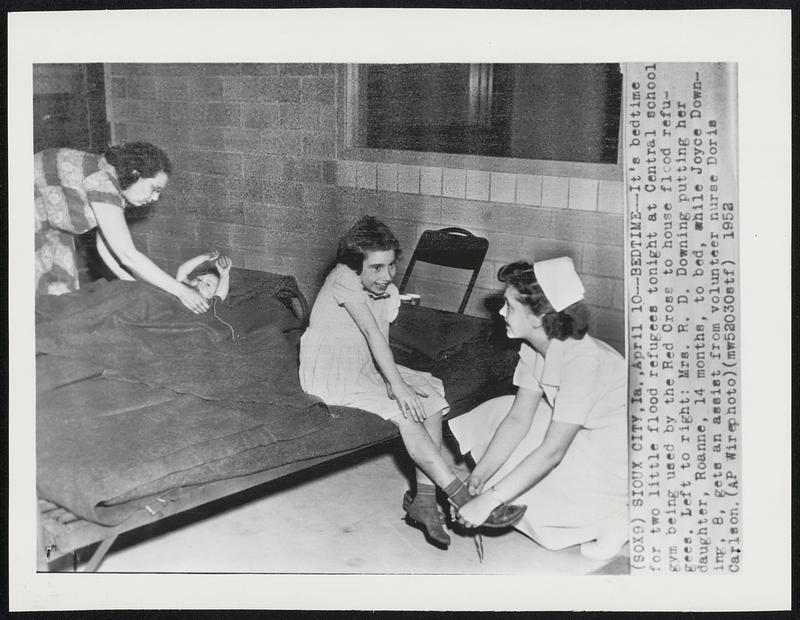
xmin=466 ymin=473 xmax=487 ymax=496
xmin=178 ymin=284 xmax=210 ymax=314
xmin=456 ymin=494 xmax=501 ymax=528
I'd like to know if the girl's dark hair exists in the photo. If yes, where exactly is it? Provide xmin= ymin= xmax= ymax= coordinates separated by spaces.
xmin=104 ymin=142 xmax=172 ymax=189
xmin=498 ymin=260 xmax=589 ymax=341
xmin=336 ymin=216 xmax=401 ymax=274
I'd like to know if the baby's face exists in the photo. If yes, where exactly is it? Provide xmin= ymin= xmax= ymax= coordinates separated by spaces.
xmin=190 ymin=273 xmax=220 ymax=300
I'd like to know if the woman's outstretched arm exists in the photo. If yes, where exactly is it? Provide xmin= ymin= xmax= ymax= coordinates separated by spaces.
xmin=458 ymin=420 xmax=581 ymax=528
xmin=466 ymin=386 xmax=543 ymax=495
xmin=95 ymin=230 xmax=135 ymax=281
xmin=91 ymin=201 xmax=209 ymax=314
xmin=491 ymin=420 xmax=580 ymax=499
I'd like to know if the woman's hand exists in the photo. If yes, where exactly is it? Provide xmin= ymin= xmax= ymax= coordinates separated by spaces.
xmin=178 ymin=283 xmax=210 ymax=314
xmin=466 ymin=472 xmax=488 ymax=496
xmin=206 ymin=249 xmax=220 ymax=261
xmin=389 ymin=380 xmax=429 ymax=423
xmin=448 ymin=474 xmax=486 ymax=521
xmin=215 ymin=255 xmax=232 ymax=274
xmin=456 ymin=493 xmax=501 ymax=529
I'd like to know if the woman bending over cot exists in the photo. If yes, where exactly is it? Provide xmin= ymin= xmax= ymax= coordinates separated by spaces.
xmin=299 ymin=216 xmax=524 ymax=549
xmin=34 ymin=142 xmax=209 ymax=313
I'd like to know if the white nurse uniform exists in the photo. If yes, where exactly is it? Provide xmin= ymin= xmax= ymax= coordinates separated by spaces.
xmin=449 ymin=335 xmax=628 ymax=550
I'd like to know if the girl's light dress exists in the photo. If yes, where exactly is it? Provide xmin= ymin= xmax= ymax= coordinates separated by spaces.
xmin=299 ymin=264 xmax=449 ymax=421
xmin=449 ymin=336 xmax=628 ymax=549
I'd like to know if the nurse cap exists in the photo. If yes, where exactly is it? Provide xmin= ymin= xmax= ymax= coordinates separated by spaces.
xmin=533 ymin=256 xmax=585 ymax=312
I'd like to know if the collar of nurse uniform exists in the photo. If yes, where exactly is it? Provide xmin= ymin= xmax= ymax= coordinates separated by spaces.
xmin=538 ymin=337 xmax=570 ymax=404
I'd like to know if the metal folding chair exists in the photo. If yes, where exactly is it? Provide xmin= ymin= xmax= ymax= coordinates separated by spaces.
xmin=399 ymin=227 xmax=489 ymax=314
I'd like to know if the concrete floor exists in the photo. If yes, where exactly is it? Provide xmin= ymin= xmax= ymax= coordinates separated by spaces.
xmin=94 ymin=442 xmax=629 ymax=575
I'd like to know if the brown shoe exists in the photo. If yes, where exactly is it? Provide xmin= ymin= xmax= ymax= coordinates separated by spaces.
xmin=402 ymin=491 xmax=451 ymax=549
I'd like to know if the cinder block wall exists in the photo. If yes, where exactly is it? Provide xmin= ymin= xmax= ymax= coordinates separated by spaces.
xmin=106 ymin=63 xmax=624 ymax=353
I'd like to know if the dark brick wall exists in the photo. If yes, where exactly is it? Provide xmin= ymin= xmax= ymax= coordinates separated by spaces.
xmin=108 ymin=62 xmax=341 ymax=298
xmin=107 ymin=63 xmax=625 ymax=353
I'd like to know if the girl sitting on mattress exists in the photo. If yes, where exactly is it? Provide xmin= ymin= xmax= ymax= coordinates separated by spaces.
xmin=449 ymin=258 xmax=629 ymax=561
xmin=299 ymin=216 xmax=525 ymax=549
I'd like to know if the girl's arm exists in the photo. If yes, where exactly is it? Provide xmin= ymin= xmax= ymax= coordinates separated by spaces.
xmin=175 ymin=249 xmax=218 ymax=282
xmin=91 ymin=202 xmax=209 ymax=314
xmin=458 ymin=420 xmax=581 ymax=527
xmin=95 ymin=230 xmax=135 ymax=281
xmin=343 ymin=300 xmax=428 ymax=422
xmin=466 ymin=386 xmax=543 ymax=495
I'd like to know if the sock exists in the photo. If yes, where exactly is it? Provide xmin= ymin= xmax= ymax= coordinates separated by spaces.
xmin=443 ymin=477 xmax=472 ymax=508
xmin=414 ymin=482 xmax=437 ymax=504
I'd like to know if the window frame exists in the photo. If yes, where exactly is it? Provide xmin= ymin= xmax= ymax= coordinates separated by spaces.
xmin=337 ymin=64 xmax=624 ymax=182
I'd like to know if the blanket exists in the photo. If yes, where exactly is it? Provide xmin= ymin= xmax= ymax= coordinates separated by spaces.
xmin=36 ymin=278 xmax=310 ymax=405
xmin=35 ymin=273 xmax=347 ymax=524
xmin=36 ymin=361 xmax=389 ymax=524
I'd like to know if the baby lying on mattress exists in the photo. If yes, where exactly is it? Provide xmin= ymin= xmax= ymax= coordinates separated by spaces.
xmin=176 ymin=249 xmax=233 ymax=302
xmin=175 ymin=250 xmax=260 ymax=338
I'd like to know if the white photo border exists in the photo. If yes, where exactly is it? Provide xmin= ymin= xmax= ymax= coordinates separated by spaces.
xmin=8 ymin=8 xmax=792 ymax=612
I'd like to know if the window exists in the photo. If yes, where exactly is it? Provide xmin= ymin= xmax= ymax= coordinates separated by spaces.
xmin=349 ymin=63 xmax=622 ymax=165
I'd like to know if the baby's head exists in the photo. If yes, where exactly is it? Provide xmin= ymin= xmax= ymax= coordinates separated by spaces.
xmin=187 ymin=266 xmax=220 ymax=300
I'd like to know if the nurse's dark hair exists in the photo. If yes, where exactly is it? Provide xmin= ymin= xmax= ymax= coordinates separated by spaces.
xmin=104 ymin=142 xmax=172 ymax=189
xmin=337 ymin=215 xmax=402 ymax=275
xmin=498 ymin=260 xmax=589 ymax=341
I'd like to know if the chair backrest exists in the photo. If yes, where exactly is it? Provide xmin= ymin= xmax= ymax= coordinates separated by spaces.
xmin=399 ymin=227 xmax=489 ymax=314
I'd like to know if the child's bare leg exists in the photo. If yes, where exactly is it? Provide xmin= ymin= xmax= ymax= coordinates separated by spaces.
xmin=414 ymin=410 xmax=445 ymax=486
xmin=423 ymin=409 xmax=444 ymax=448
xmin=391 ymin=411 xmax=453 ymax=487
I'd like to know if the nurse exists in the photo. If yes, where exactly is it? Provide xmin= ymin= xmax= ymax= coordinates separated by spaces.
xmin=449 ymin=257 xmax=629 ymax=560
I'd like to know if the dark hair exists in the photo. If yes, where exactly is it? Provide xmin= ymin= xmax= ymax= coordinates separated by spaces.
xmin=188 ymin=265 xmax=220 ymax=280
xmin=104 ymin=142 xmax=172 ymax=189
xmin=498 ymin=260 xmax=589 ymax=341
xmin=336 ymin=216 xmax=401 ymax=274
